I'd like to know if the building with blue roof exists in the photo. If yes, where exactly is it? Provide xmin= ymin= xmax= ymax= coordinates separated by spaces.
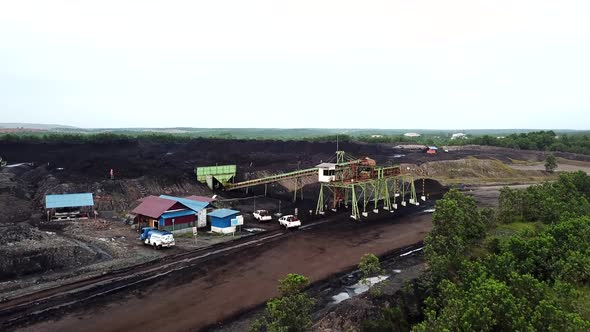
xmin=45 ymin=193 xmax=94 ymax=221
xmin=159 ymin=195 xmax=210 ymax=212
xmin=208 ymin=209 xmax=240 ymax=234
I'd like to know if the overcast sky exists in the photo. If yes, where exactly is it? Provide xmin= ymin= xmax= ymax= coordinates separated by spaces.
xmin=1 ymin=1 xmax=589 ymax=129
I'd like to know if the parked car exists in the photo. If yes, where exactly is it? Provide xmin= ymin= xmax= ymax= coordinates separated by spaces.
xmin=253 ymin=209 xmax=272 ymax=222
xmin=278 ymin=215 xmax=301 ymax=229
xmin=139 ymin=227 xmax=175 ymax=249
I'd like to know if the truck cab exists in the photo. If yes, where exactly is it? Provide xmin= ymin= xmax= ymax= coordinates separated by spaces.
xmin=139 ymin=227 xmax=157 ymax=241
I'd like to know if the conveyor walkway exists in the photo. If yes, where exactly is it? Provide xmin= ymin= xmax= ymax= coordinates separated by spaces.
xmin=224 ymin=168 xmax=318 ymax=190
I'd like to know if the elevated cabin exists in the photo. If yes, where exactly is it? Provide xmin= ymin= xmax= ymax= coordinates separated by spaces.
xmin=317 ymin=162 xmax=337 ymax=183
xmin=45 ymin=193 xmax=94 ymax=221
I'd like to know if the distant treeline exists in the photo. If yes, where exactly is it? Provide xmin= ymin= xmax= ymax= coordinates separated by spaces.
xmin=1 ymin=130 xmax=590 ymax=155
xmin=453 ymin=131 xmax=590 ymax=155
xmin=331 ymin=131 xmax=590 ymax=155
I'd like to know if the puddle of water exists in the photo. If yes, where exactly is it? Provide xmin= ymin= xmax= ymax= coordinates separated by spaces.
xmin=331 ymin=292 xmax=350 ymax=304
xmin=330 ymin=275 xmax=389 ymax=304
xmin=399 ymin=247 xmax=423 ymax=257
xmin=348 ymin=276 xmax=389 ymax=295
xmin=243 ymin=228 xmax=266 ymax=233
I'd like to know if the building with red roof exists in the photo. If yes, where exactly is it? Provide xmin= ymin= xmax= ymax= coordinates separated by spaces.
xmin=132 ymin=196 xmax=198 ymax=232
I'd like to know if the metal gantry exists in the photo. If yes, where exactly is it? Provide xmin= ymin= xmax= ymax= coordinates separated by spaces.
xmin=207 ymin=150 xmax=427 ymax=217
xmin=315 ymin=153 xmax=422 ymax=220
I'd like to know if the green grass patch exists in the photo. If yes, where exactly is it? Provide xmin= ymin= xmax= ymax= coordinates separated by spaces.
xmin=469 ymin=244 xmax=489 ymax=259
xmin=475 ymin=221 xmax=546 ymax=258
xmin=494 ymin=221 xmax=545 ymax=235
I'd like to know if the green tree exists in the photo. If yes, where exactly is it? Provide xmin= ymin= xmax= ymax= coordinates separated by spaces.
xmin=358 ymin=253 xmax=386 ymax=296
xmin=278 ymin=273 xmax=310 ymax=297
xmin=545 ymin=154 xmax=558 ymax=173
xmin=359 ymin=253 xmax=383 ymax=283
xmin=362 ymin=306 xmax=410 ymax=332
xmin=424 ymin=189 xmax=490 ymax=285
xmin=251 ymin=274 xmax=315 ymax=332
xmin=413 ymin=177 xmax=590 ymax=332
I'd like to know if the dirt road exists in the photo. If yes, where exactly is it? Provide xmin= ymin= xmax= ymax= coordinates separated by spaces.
xmin=509 ymin=161 xmax=590 ymax=174
xmin=17 ymin=210 xmax=432 ymax=332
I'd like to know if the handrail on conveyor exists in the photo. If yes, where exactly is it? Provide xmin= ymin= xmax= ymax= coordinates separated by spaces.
xmin=224 ymin=167 xmax=319 ymax=190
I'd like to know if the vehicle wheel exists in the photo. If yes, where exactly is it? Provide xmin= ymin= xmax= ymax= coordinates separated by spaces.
xmin=153 ymin=243 xmax=157 ymax=250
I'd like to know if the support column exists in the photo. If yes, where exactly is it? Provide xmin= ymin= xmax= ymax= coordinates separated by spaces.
xmin=351 ymin=184 xmax=359 ymax=220
xmin=383 ymin=179 xmax=392 ymax=211
xmin=316 ymin=184 xmax=324 ymax=215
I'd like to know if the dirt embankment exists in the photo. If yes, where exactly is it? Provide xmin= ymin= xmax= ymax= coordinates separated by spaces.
xmin=410 ymin=158 xmax=551 ymax=185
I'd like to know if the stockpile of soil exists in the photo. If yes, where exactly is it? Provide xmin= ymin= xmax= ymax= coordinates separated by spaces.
xmin=0 ymin=223 xmax=99 ymax=281
xmin=415 ymin=158 xmax=534 ymax=179
xmin=0 ymin=139 xmax=395 ymax=184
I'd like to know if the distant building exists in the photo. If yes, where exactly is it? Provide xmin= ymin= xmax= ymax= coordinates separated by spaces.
xmin=45 ymin=193 xmax=94 ymax=221
xmin=393 ymin=144 xmax=428 ymax=151
xmin=371 ymin=134 xmax=383 ymax=138
xmin=426 ymin=146 xmax=438 ymax=154
xmin=451 ymin=133 xmax=467 ymax=140
xmin=404 ymin=132 xmax=421 ymax=138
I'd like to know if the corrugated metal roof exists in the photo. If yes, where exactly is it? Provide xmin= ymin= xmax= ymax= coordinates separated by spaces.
xmin=132 ymin=196 xmax=179 ymax=219
xmin=160 ymin=210 xmax=196 ymax=220
xmin=45 ymin=193 xmax=94 ymax=209
xmin=208 ymin=208 xmax=240 ymax=219
xmin=159 ymin=195 xmax=209 ymax=212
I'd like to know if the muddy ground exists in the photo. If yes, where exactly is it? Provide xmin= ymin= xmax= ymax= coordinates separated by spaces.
xmin=15 ymin=201 xmax=436 ymax=332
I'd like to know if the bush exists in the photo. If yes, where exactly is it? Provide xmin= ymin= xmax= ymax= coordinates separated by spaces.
xmin=251 ymin=274 xmax=315 ymax=332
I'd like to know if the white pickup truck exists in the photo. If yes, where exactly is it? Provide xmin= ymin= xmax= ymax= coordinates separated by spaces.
xmin=278 ymin=215 xmax=301 ymax=229
xmin=253 ymin=209 xmax=272 ymax=222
